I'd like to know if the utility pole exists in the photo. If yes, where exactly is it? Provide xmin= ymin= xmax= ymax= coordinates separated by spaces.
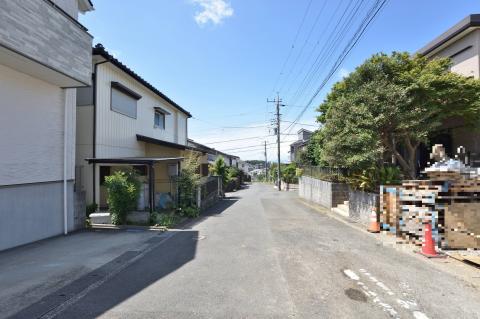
xmin=264 ymin=140 xmax=268 ymax=182
xmin=267 ymin=93 xmax=284 ymax=191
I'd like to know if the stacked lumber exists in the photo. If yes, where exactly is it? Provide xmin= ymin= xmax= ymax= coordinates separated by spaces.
xmin=380 ymin=169 xmax=480 ymax=249
xmin=379 ymin=186 xmax=401 ymax=236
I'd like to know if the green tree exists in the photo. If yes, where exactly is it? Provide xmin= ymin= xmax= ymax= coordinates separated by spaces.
xmin=209 ymin=156 xmax=228 ymax=184
xmin=317 ymin=52 xmax=480 ymax=178
xmin=104 ymin=169 xmax=141 ymax=225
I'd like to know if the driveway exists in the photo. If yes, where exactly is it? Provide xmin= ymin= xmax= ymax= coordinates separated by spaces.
xmin=4 ymin=183 xmax=480 ymax=318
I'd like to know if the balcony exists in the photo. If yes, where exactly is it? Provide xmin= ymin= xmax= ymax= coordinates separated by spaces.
xmin=0 ymin=0 xmax=93 ymax=87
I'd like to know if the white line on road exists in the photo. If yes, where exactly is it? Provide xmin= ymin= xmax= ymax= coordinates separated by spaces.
xmin=413 ymin=311 xmax=430 ymax=319
xmin=354 ymin=268 xmax=430 ymax=319
xmin=343 ymin=269 xmax=360 ymax=280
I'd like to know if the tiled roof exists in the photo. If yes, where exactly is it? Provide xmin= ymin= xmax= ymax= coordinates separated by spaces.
xmin=93 ymin=44 xmax=192 ymax=118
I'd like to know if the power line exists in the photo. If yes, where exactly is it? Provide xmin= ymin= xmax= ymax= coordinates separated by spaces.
xmin=287 ymin=0 xmax=360 ymax=107
xmin=281 ymin=0 xmax=346 ymax=100
xmin=191 ymin=117 xmax=269 ymax=129
xmin=277 ymin=0 xmax=328 ymax=93
xmin=281 ymin=120 xmax=318 ymax=127
xmin=218 ymin=140 xmax=292 ymax=152
xmin=269 ymin=0 xmax=314 ymax=96
xmin=283 ymin=0 xmax=389 ymax=136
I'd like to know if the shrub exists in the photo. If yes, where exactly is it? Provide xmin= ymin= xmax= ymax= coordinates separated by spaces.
xmin=152 ymin=212 xmax=180 ymax=228
xmin=348 ymin=166 xmax=402 ymax=193
xmin=282 ymin=163 xmax=298 ymax=184
xmin=104 ymin=169 xmax=141 ymax=225
xmin=179 ymin=206 xmax=200 ymax=218
xmin=178 ymin=152 xmax=201 ymax=210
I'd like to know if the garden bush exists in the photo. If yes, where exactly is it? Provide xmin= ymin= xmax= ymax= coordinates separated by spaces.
xmin=104 ymin=169 xmax=141 ymax=225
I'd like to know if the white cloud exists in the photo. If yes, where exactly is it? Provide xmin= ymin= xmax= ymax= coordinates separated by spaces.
xmin=338 ymin=68 xmax=350 ymax=79
xmin=192 ymin=0 xmax=233 ymax=26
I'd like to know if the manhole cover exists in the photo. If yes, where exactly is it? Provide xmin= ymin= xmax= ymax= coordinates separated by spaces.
xmin=345 ymin=288 xmax=367 ymax=302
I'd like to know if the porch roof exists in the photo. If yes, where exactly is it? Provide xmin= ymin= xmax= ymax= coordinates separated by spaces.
xmin=137 ymin=134 xmax=194 ymax=151
xmin=85 ymin=157 xmax=184 ymax=165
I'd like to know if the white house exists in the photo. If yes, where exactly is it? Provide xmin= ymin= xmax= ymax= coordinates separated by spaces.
xmin=289 ymin=129 xmax=313 ymax=162
xmin=417 ymin=14 xmax=480 ymax=166
xmin=0 ymin=0 xmax=94 ymax=251
xmin=76 ymin=44 xmax=193 ymax=213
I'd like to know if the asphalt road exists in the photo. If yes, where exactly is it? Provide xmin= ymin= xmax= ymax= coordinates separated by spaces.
xmin=12 ymin=184 xmax=480 ymax=318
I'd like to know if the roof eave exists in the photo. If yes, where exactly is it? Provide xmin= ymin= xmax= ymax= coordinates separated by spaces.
xmin=417 ymin=14 xmax=480 ymax=57
xmin=92 ymin=44 xmax=193 ymax=118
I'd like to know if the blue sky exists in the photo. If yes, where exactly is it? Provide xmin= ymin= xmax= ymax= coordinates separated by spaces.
xmin=80 ymin=0 xmax=480 ymax=162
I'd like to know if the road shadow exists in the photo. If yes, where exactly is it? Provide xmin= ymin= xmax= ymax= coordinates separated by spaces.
xmin=179 ymin=196 xmax=239 ymax=230
xmin=8 ymin=230 xmax=198 ymax=319
xmin=8 ymin=188 xmax=245 ymax=318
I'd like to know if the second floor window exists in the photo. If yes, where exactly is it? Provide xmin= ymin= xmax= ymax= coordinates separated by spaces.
xmin=154 ymin=111 xmax=165 ymax=129
xmin=111 ymin=82 xmax=141 ymax=119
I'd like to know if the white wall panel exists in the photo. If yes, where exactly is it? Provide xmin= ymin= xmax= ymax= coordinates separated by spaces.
xmin=95 ymin=63 xmax=189 ymax=160
xmin=433 ymin=30 xmax=480 ymax=79
xmin=0 ymin=63 xmax=68 ymax=185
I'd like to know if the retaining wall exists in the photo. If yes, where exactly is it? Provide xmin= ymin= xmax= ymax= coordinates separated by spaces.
xmin=299 ymin=176 xmax=349 ymax=209
xmin=348 ymin=190 xmax=379 ymax=225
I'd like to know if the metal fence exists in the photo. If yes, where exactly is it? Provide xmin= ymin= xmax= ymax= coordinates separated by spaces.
xmin=300 ymin=166 xmax=349 ymax=181
xmin=198 ymin=176 xmax=222 ymax=209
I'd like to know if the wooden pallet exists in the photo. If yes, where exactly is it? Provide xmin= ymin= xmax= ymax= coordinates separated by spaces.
xmin=447 ymin=252 xmax=480 ymax=268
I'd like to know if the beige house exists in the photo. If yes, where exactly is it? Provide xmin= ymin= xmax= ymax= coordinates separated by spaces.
xmin=76 ymin=44 xmax=193 ymax=213
xmin=417 ymin=14 xmax=480 ymax=165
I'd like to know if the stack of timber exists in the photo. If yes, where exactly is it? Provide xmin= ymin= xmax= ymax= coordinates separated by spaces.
xmin=380 ymin=170 xmax=480 ymax=249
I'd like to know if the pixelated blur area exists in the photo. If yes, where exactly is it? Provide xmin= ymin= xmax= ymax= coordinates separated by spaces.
xmin=380 ymin=145 xmax=480 ymax=250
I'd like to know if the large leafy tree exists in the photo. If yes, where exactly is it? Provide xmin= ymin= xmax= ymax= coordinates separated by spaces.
xmin=316 ymin=52 xmax=480 ymax=178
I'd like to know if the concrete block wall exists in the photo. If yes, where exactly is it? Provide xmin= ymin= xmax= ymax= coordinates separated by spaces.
xmin=348 ymin=190 xmax=379 ymax=226
xmin=299 ymin=176 xmax=349 ymax=209
xmin=0 ymin=181 xmax=74 ymax=251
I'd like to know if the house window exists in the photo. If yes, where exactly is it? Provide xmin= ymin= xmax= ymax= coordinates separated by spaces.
xmin=110 ymin=82 xmax=141 ymax=118
xmin=154 ymin=111 xmax=165 ymax=129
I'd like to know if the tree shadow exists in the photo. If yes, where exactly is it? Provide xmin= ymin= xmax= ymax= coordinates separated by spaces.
xmin=9 ymin=230 xmax=198 ymax=319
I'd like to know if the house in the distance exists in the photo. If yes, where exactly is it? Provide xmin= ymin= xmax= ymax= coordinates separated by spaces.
xmin=417 ymin=14 xmax=480 ymax=165
xmin=289 ymin=129 xmax=313 ymax=162
xmin=76 ymin=44 xmax=192 ymax=213
xmin=187 ymin=139 xmax=242 ymax=175
xmin=0 ymin=0 xmax=94 ymax=251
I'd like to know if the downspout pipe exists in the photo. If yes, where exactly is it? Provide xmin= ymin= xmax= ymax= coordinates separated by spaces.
xmin=92 ymin=60 xmax=108 ymax=206
xmin=64 ymin=89 xmax=68 ymax=235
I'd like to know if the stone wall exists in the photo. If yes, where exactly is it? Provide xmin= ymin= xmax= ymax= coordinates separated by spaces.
xmin=299 ymin=176 xmax=349 ymax=209
xmin=348 ymin=190 xmax=379 ymax=226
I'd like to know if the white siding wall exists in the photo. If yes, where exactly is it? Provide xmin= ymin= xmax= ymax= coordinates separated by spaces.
xmin=0 ymin=63 xmax=75 ymax=185
xmin=177 ymin=112 xmax=187 ymax=145
xmin=431 ymin=30 xmax=480 ymax=79
xmin=76 ymin=104 xmax=93 ymax=201
xmin=95 ymin=63 xmax=188 ymax=159
xmin=51 ymin=0 xmax=79 ymax=20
